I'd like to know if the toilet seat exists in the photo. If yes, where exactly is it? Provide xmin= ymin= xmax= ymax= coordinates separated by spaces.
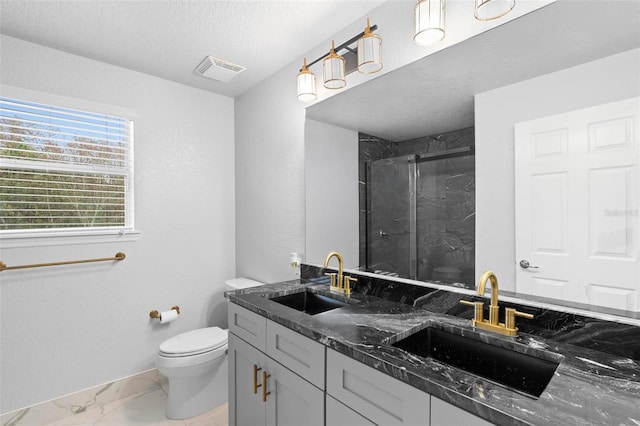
xmin=159 ymin=327 xmax=228 ymax=358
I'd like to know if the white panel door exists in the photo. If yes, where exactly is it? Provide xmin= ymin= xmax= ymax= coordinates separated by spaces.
xmin=515 ymin=97 xmax=640 ymax=311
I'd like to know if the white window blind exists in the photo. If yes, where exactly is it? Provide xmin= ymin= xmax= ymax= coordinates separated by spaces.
xmin=0 ymin=96 xmax=134 ymax=233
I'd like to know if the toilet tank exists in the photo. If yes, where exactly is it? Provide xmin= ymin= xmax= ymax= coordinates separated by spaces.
xmin=225 ymin=277 xmax=264 ymax=290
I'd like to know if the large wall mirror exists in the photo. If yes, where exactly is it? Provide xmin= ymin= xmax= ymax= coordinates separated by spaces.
xmin=304 ymin=1 xmax=640 ymax=318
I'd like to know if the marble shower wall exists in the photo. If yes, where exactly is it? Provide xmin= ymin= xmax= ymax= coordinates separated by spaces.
xmin=359 ymin=128 xmax=475 ymax=287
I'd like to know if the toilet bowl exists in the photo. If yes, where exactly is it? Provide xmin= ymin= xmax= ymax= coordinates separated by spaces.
xmin=156 ymin=327 xmax=228 ymax=419
xmin=156 ymin=277 xmax=264 ymax=419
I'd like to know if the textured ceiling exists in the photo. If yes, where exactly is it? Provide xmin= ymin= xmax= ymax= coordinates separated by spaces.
xmin=0 ymin=0 xmax=385 ymax=98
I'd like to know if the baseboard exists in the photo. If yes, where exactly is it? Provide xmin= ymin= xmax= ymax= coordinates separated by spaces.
xmin=0 ymin=369 xmax=166 ymax=426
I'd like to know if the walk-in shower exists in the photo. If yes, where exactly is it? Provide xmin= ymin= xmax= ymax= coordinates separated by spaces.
xmin=360 ymin=129 xmax=475 ymax=287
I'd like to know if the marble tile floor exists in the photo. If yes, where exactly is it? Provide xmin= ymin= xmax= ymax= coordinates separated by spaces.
xmin=43 ymin=389 xmax=228 ymax=426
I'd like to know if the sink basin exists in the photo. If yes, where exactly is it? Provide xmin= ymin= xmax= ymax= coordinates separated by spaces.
xmin=391 ymin=326 xmax=560 ymax=398
xmin=271 ymin=290 xmax=348 ymax=315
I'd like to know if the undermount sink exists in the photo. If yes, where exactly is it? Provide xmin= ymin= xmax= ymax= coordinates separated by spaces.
xmin=270 ymin=290 xmax=348 ymax=315
xmin=391 ymin=325 xmax=561 ymax=398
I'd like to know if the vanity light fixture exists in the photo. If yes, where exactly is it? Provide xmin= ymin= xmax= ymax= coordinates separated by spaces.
xmin=295 ymin=21 xmax=382 ymax=101
xmin=323 ymin=40 xmax=347 ymax=89
xmin=357 ymin=18 xmax=383 ymax=74
xmin=414 ymin=0 xmax=446 ymax=46
xmin=474 ymin=0 xmax=516 ymax=21
xmin=296 ymin=58 xmax=317 ymax=102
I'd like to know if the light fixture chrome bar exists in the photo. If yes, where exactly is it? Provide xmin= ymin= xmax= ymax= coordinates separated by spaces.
xmin=301 ymin=24 xmax=379 ymax=71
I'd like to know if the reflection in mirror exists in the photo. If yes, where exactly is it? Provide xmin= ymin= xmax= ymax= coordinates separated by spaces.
xmin=305 ymin=1 xmax=640 ymax=317
xmin=360 ymin=129 xmax=475 ymax=288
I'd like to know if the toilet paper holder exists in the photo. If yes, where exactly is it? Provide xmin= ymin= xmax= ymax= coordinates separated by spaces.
xmin=150 ymin=305 xmax=180 ymax=319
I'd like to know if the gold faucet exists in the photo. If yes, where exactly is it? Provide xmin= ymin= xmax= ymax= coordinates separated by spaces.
xmin=323 ymin=251 xmax=354 ymax=296
xmin=460 ymin=271 xmax=533 ymax=337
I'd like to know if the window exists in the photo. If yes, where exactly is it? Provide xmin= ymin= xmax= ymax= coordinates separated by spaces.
xmin=0 ymin=96 xmax=134 ymax=236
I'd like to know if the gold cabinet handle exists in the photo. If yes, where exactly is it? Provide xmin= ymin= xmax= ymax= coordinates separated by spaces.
xmin=253 ymin=365 xmax=262 ymax=394
xmin=262 ymin=371 xmax=271 ymax=402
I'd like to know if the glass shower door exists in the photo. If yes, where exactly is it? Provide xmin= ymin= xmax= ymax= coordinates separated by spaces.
xmin=366 ymin=155 xmax=417 ymax=279
xmin=416 ymin=152 xmax=475 ymax=285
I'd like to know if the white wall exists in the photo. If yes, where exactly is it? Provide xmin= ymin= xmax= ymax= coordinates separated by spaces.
xmin=475 ymin=48 xmax=640 ymax=292
xmin=304 ymin=120 xmax=359 ymax=267
xmin=234 ymin=64 xmax=307 ymax=283
xmin=0 ymin=35 xmax=236 ymax=413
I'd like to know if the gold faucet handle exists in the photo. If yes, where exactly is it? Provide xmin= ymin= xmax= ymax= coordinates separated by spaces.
xmin=343 ymin=276 xmax=357 ymax=296
xmin=460 ymin=299 xmax=484 ymax=322
xmin=324 ymin=273 xmax=337 ymax=287
xmin=505 ymin=308 xmax=534 ymax=331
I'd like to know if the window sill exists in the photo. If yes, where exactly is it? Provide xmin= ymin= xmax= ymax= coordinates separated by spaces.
xmin=0 ymin=229 xmax=141 ymax=249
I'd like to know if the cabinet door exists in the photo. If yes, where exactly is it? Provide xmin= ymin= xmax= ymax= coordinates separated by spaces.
xmin=326 ymin=395 xmax=376 ymax=426
xmin=229 ymin=332 xmax=266 ymax=426
xmin=264 ymin=358 xmax=324 ymax=426
xmin=327 ymin=349 xmax=430 ymax=426
xmin=431 ymin=397 xmax=495 ymax=426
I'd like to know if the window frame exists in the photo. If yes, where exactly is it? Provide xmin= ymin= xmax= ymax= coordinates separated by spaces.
xmin=0 ymin=85 xmax=138 ymax=248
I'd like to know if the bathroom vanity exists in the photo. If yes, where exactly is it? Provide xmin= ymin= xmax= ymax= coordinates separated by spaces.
xmin=226 ymin=274 xmax=640 ymax=426
xmin=228 ymin=303 xmax=325 ymax=426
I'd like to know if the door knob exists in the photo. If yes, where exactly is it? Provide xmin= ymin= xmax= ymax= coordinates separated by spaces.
xmin=519 ymin=260 xmax=538 ymax=269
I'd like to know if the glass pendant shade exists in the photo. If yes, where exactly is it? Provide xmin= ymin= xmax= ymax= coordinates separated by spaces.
xmin=414 ymin=0 xmax=445 ymax=46
xmin=323 ymin=40 xmax=346 ymax=89
xmin=474 ymin=0 xmax=515 ymax=21
xmin=357 ymin=18 xmax=383 ymax=74
xmin=297 ymin=58 xmax=317 ymax=102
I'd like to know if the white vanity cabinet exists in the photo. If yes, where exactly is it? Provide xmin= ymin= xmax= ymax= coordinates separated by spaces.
xmin=326 ymin=348 xmax=430 ymax=425
xmin=265 ymin=320 xmax=325 ymax=389
xmin=430 ymin=397 xmax=494 ymax=426
xmin=326 ymin=395 xmax=376 ymax=426
xmin=228 ymin=304 xmax=325 ymax=426
xmin=326 ymin=349 xmax=495 ymax=426
xmin=228 ymin=333 xmax=267 ymax=426
xmin=229 ymin=303 xmax=495 ymax=426
xmin=228 ymin=302 xmax=267 ymax=352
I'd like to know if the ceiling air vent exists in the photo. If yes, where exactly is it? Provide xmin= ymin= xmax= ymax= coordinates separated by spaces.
xmin=195 ymin=56 xmax=246 ymax=82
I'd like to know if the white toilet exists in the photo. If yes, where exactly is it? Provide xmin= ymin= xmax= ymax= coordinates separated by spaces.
xmin=156 ymin=277 xmax=264 ymax=419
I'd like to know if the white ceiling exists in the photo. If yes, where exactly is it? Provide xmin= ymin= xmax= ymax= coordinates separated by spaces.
xmin=0 ymin=0 xmax=385 ymax=98
xmin=307 ymin=0 xmax=640 ymax=141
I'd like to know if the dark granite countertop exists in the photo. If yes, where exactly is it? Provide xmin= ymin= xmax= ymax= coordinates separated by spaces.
xmin=226 ymin=277 xmax=640 ymax=426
